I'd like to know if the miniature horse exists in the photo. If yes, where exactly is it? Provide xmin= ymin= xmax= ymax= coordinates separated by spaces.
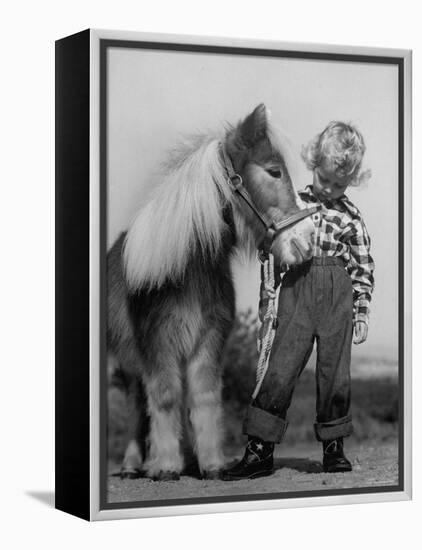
xmin=107 ymin=104 xmax=315 ymax=480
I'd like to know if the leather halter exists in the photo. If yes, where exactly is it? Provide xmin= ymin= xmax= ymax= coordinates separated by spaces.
xmin=220 ymin=144 xmax=320 ymax=256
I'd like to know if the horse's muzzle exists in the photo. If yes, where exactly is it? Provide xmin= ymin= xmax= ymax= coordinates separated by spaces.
xmin=291 ymin=237 xmax=313 ymax=263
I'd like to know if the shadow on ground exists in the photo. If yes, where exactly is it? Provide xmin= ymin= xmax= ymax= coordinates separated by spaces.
xmin=274 ymin=457 xmax=323 ymax=474
xmin=222 ymin=456 xmax=323 ymax=475
xmin=111 ymin=456 xmax=324 ymax=479
xmin=26 ymin=491 xmax=55 ymax=508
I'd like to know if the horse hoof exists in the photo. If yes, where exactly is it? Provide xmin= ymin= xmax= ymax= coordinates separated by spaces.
xmin=201 ymin=470 xmax=222 ymax=480
xmin=120 ymin=468 xmax=143 ymax=479
xmin=152 ymin=471 xmax=180 ymax=481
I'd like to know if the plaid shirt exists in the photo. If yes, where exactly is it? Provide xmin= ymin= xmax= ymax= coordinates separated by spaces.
xmin=299 ymin=186 xmax=375 ymax=324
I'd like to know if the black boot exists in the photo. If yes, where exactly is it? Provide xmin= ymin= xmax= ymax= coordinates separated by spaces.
xmin=222 ymin=437 xmax=274 ymax=481
xmin=323 ymin=438 xmax=352 ymax=473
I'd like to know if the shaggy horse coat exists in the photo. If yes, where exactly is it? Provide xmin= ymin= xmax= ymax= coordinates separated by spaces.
xmin=107 ymin=104 xmax=315 ymax=480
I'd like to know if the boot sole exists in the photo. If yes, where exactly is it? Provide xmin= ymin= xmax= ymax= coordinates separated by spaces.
xmin=222 ymin=469 xmax=274 ymax=481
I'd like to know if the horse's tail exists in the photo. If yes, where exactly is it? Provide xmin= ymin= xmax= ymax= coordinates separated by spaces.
xmin=107 ymin=233 xmax=141 ymax=378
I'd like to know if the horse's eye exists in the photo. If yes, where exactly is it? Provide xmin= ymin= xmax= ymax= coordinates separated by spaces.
xmin=267 ymin=168 xmax=282 ymax=179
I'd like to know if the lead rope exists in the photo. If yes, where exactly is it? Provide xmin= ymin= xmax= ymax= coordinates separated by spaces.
xmin=251 ymin=253 xmax=282 ymax=400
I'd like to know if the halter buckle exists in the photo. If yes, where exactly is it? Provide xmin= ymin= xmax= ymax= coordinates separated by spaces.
xmin=228 ymin=174 xmax=243 ymax=191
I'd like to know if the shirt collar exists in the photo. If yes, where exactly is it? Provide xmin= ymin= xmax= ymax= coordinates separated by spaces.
xmin=302 ymin=185 xmax=348 ymax=205
xmin=301 ymin=185 xmax=360 ymax=217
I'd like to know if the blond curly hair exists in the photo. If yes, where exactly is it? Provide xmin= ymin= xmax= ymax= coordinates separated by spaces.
xmin=301 ymin=121 xmax=371 ymax=186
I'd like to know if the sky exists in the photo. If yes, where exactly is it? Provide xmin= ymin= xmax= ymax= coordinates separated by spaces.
xmin=107 ymin=47 xmax=399 ymax=361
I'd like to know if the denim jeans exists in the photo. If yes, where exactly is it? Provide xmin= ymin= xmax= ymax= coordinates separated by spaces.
xmin=244 ymin=256 xmax=354 ymax=443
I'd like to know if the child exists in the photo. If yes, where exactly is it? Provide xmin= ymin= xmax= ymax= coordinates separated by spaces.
xmin=223 ymin=121 xmax=375 ymax=480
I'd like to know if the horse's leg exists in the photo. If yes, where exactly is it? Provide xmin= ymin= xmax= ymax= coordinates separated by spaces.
xmin=143 ymin=357 xmax=184 ymax=480
xmin=186 ymin=327 xmax=225 ymax=479
xmin=181 ymin=399 xmax=199 ymax=476
xmin=121 ymin=378 xmax=149 ymax=478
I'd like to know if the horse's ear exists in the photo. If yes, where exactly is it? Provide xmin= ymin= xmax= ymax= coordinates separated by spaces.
xmin=239 ymin=103 xmax=268 ymax=147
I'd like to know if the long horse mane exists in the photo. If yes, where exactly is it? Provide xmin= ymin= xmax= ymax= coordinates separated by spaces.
xmin=124 ymin=133 xmax=238 ymax=291
xmin=123 ymin=118 xmax=293 ymax=291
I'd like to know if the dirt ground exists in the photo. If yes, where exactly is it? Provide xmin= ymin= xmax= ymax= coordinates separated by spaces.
xmin=107 ymin=440 xmax=398 ymax=504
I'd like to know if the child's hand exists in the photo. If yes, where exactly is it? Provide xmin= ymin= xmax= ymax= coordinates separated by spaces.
xmin=353 ymin=321 xmax=368 ymax=344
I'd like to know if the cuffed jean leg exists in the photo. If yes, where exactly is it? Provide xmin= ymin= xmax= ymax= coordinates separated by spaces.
xmin=314 ymin=414 xmax=354 ymax=441
xmin=243 ymin=406 xmax=288 ymax=443
xmin=243 ymin=269 xmax=315 ymax=442
xmin=314 ymin=265 xmax=354 ymax=439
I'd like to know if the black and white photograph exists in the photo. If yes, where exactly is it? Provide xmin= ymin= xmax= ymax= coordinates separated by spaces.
xmin=89 ymin=32 xmax=410 ymax=515
xmin=3 ymin=0 xmax=422 ymax=545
